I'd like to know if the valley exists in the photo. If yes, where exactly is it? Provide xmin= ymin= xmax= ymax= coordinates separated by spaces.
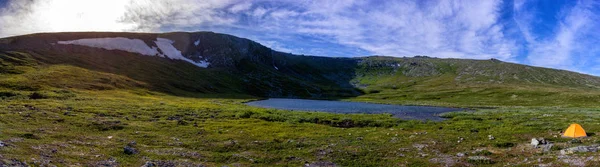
xmin=1 ymin=32 xmax=600 ymax=166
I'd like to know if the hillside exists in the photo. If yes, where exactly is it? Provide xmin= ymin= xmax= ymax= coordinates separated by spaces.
xmin=2 ymin=32 xmax=600 ymax=107
xmin=351 ymin=56 xmax=600 ymax=107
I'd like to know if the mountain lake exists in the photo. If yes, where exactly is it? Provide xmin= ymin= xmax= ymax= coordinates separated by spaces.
xmin=246 ymin=98 xmax=466 ymax=121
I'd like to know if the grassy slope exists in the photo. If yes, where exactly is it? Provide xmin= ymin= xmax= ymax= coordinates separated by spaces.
xmin=350 ymin=56 xmax=600 ymax=107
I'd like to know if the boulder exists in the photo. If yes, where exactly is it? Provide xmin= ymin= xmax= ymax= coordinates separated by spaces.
xmin=531 ymin=138 xmax=540 ymax=148
xmin=124 ymin=146 xmax=138 ymax=155
xmin=560 ymin=145 xmax=600 ymax=155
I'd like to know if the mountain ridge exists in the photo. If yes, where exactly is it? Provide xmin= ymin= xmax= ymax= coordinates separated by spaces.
xmin=2 ymin=31 xmax=600 ymax=107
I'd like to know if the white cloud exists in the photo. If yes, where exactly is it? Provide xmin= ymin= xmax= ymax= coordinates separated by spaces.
xmin=228 ymin=2 xmax=252 ymax=13
xmin=517 ymin=0 xmax=599 ymax=71
xmin=0 ymin=0 xmax=136 ymax=37
xmin=0 ymin=0 xmax=517 ymax=60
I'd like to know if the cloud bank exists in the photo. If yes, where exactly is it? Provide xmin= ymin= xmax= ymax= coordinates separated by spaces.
xmin=1 ymin=0 xmax=600 ymax=75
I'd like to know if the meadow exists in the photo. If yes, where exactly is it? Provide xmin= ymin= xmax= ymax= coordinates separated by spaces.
xmin=2 ymin=88 xmax=600 ymax=166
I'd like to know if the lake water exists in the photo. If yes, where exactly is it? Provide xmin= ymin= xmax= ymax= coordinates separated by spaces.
xmin=246 ymin=98 xmax=465 ymax=121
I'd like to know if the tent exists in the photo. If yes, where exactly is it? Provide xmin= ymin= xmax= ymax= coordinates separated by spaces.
xmin=563 ymin=123 xmax=587 ymax=138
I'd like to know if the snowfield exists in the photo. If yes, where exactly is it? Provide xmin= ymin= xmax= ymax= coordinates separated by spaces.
xmin=155 ymin=38 xmax=209 ymax=68
xmin=58 ymin=37 xmax=209 ymax=68
xmin=57 ymin=37 xmax=160 ymax=56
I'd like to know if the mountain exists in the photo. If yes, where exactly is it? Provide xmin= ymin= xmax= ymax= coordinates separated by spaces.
xmin=2 ymin=31 xmax=600 ymax=106
xmin=0 ymin=32 xmax=361 ymax=98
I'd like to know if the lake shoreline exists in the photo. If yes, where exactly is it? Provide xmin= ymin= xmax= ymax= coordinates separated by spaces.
xmin=246 ymin=98 xmax=466 ymax=121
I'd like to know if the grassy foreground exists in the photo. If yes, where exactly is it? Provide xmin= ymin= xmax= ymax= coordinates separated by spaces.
xmin=2 ymin=89 xmax=600 ymax=166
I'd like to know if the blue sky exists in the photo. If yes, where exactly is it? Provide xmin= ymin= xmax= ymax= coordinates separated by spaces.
xmin=1 ymin=0 xmax=600 ymax=75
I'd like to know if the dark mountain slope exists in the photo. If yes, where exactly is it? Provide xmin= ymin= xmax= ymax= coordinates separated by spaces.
xmin=0 ymin=32 xmax=361 ymax=98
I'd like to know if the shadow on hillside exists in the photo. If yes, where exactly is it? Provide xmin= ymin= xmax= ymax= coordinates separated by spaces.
xmin=8 ymin=49 xmax=363 ymax=100
xmin=1 ymin=32 xmax=364 ymax=100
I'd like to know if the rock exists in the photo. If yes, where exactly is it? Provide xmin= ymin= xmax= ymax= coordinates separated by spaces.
xmin=560 ymin=145 xmax=600 ymax=155
xmin=531 ymin=138 xmax=540 ymax=148
xmin=128 ymin=141 xmax=137 ymax=147
xmin=537 ymin=138 xmax=547 ymax=145
xmin=91 ymin=157 xmax=118 ymax=167
xmin=305 ymin=161 xmax=336 ymax=167
xmin=488 ymin=135 xmax=495 ymax=140
xmin=142 ymin=161 xmax=155 ymax=167
xmin=456 ymin=152 xmax=466 ymax=157
xmin=569 ymin=139 xmax=582 ymax=144
xmin=124 ymin=146 xmax=138 ymax=155
xmin=0 ymin=141 xmax=5 ymax=147
xmin=542 ymin=144 xmax=554 ymax=152
xmin=413 ymin=144 xmax=427 ymax=151
xmin=1 ymin=158 xmax=29 ymax=167
xmin=467 ymin=156 xmax=494 ymax=164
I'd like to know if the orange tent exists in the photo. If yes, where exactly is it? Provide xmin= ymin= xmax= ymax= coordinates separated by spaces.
xmin=563 ymin=123 xmax=587 ymax=138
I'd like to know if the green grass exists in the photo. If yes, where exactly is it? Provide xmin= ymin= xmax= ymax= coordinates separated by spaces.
xmin=3 ymin=90 xmax=600 ymax=166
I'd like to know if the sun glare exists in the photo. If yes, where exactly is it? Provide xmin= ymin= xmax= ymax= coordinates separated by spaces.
xmin=31 ymin=0 xmax=135 ymax=32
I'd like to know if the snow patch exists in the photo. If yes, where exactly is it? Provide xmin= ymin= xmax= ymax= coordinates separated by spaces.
xmin=58 ymin=37 xmax=160 ymax=56
xmin=274 ymin=65 xmax=279 ymax=70
xmin=194 ymin=39 xmax=200 ymax=46
xmin=154 ymin=38 xmax=209 ymax=68
xmin=58 ymin=37 xmax=209 ymax=68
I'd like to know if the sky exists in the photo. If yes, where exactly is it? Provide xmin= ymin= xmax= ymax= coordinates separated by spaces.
xmin=1 ymin=0 xmax=600 ymax=75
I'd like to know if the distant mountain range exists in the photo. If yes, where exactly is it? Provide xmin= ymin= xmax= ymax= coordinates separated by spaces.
xmin=2 ymin=32 xmax=600 ymax=106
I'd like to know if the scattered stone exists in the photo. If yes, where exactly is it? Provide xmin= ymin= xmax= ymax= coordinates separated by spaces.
xmin=559 ymin=156 xmax=587 ymax=167
xmin=488 ymin=135 xmax=495 ymax=140
xmin=542 ymin=144 xmax=554 ymax=152
xmin=560 ymin=145 xmax=600 ymax=155
xmin=458 ymin=137 xmax=465 ymax=143
xmin=429 ymin=154 xmax=457 ymax=167
xmin=531 ymin=138 xmax=540 ymax=148
xmin=0 ymin=158 xmax=28 ymax=167
xmin=124 ymin=146 xmax=138 ymax=155
xmin=142 ymin=161 xmax=155 ymax=167
xmin=569 ymin=139 xmax=582 ymax=144
xmin=107 ymin=136 xmax=113 ymax=139
xmin=537 ymin=138 xmax=548 ymax=145
xmin=90 ymin=157 xmax=118 ymax=167
xmin=456 ymin=152 xmax=466 ymax=157
xmin=0 ymin=141 xmax=5 ymax=147
xmin=128 ymin=141 xmax=136 ymax=147
xmin=413 ymin=144 xmax=427 ymax=151
xmin=305 ymin=161 xmax=336 ymax=167
xmin=467 ymin=156 xmax=494 ymax=164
